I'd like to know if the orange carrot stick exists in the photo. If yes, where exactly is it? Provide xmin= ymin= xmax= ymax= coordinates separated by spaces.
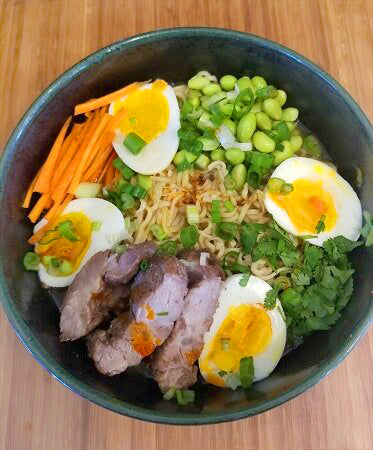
xmin=113 ymin=169 xmax=121 ymax=185
xmin=68 ymin=114 xmax=111 ymax=194
xmin=28 ymin=193 xmax=50 ymax=223
xmin=83 ymin=143 xmax=113 ymax=181
xmin=22 ymin=167 xmax=42 ymax=208
xmin=84 ymin=126 xmax=114 ymax=171
xmin=29 ymin=194 xmax=73 ymax=244
xmin=34 ymin=117 xmax=72 ymax=193
xmin=103 ymin=162 xmax=115 ymax=186
xmin=100 ymin=152 xmax=115 ymax=183
xmin=74 ymin=82 xmax=139 ymax=115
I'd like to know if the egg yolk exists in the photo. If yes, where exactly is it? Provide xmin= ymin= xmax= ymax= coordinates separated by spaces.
xmin=130 ymin=322 xmax=156 ymax=357
xmin=112 ymin=80 xmax=169 ymax=143
xmin=200 ymin=304 xmax=272 ymax=386
xmin=36 ymin=212 xmax=92 ymax=275
xmin=269 ymin=178 xmax=337 ymax=233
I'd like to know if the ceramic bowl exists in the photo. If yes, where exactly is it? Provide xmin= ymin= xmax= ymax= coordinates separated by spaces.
xmin=0 ymin=28 xmax=372 ymax=425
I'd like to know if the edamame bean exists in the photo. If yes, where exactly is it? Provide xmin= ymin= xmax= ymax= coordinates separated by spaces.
xmin=197 ymin=137 xmax=220 ymax=151
xmin=282 ymin=107 xmax=299 ymax=122
xmin=231 ymin=164 xmax=247 ymax=191
xmin=202 ymin=83 xmax=222 ymax=96
xmin=252 ymin=131 xmax=276 ymax=153
xmin=188 ymin=75 xmax=210 ymax=90
xmin=225 ymin=147 xmax=245 ymax=165
xmin=222 ymin=118 xmax=236 ymax=135
xmin=286 ymin=121 xmax=296 ymax=132
xmin=237 ymin=112 xmax=256 ymax=142
xmin=263 ymin=98 xmax=282 ymax=120
xmin=237 ymin=76 xmax=255 ymax=93
xmin=255 ymin=112 xmax=272 ymax=131
xmin=274 ymin=89 xmax=287 ymax=107
xmin=211 ymin=148 xmax=226 ymax=161
xmin=187 ymin=89 xmax=202 ymax=100
xmin=273 ymin=140 xmax=294 ymax=165
xmin=251 ymin=76 xmax=267 ymax=90
xmin=224 ymin=174 xmax=236 ymax=190
xmin=250 ymin=102 xmax=262 ymax=113
xmin=220 ymin=75 xmax=237 ymax=91
xmin=290 ymin=134 xmax=303 ymax=152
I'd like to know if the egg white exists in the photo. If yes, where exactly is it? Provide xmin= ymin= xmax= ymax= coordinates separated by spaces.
xmin=264 ymin=157 xmax=362 ymax=246
xmin=199 ymin=275 xmax=286 ymax=388
xmin=110 ymin=82 xmax=180 ymax=175
xmin=34 ymin=198 xmax=129 ymax=288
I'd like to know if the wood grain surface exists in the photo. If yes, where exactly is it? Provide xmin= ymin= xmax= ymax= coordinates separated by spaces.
xmin=0 ymin=1 xmax=372 ymax=449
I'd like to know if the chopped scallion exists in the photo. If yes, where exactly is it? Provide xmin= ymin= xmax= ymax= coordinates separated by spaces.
xmin=150 ymin=224 xmax=168 ymax=241
xmin=176 ymin=389 xmax=195 ymax=406
xmin=23 ymin=252 xmax=40 ymax=271
xmin=156 ymin=240 xmax=178 ymax=256
xmin=224 ymin=200 xmax=235 ymax=212
xmin=132 ymin=186 xmax=147 ymax=199
xmin=180 ymin=225 xmax=199 ymax=249
xmin=186 ymin=205 xmax=200 ymax=225
xmin=163 ymin=388 xmax=176 ymax=401
xmin=211 ymin=200 xmax=221 ymax=224
xmin=120 ymin=193 xmax=135 ymax=210
xmin=239 ymin=356 xmax=254 ymax=389
xmin=91 ymin=221 xmax=102 ymax=231
xmin=124 ymin=132 xmax=146 ymax=155
xmin=113 ymin=158 xmax=135 ymax=180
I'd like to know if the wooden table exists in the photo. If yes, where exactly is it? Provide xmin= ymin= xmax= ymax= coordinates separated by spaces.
xmin=0 ymin=1 xmax=372 ymax=449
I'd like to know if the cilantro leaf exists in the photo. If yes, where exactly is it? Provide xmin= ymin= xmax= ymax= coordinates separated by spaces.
xmin=304 ymin=243 xmax=324 ymax=268
xmin=323 ymin=236 xmax=362 ymax=261
xmin=361 ymin=210 xmax=373 ymax=246
xmin=264 ymin=287 xmax=278 ymax=310
xmin=291 ymin=270 xmax=310 ymax=286
xmin=239 ymin=273 xmax=251 ymax=287
xmin=315 ymin=215 xmax=326 ymax=234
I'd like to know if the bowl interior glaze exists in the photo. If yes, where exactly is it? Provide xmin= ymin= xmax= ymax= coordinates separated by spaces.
xmin=0 ymin=28 xmax=372 ymax=425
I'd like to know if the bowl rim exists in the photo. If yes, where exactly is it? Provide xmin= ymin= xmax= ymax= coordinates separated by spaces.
xmin=0 ymin=27 xmax=372 ymax=425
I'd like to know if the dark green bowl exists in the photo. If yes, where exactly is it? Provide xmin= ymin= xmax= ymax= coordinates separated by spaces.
xmin=0 ymin=28 xmax=372 ymax=425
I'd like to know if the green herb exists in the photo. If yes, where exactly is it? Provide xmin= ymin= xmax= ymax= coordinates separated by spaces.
xmin=124 ymin=132 xmax=146 ymax=155
xmin=303 ymin=135 xmax=321 ymax=157
xmin=218 ymin=371 xmax=228 ymax=377
xmin=255 ymin=85 xmax=277 ymax=100
xmin=163 ymin=388 xmax=176 ymax=401
xmin=211 ymin=200 xmax=221 ymax=224
xmin=361 ymin=210 xmax=373 ymax=246
xmin=176 ymin=161 xmax=193 ymax=172
xmin=157 ymin=311 xmax=169 ymax=316
xmin=57 ymin=220 xmax=80 ymax=242
xmin=239 ymin=273 xmax=251 ymax=287
xmin=112 ymin=158 xmax=135 ymax=180
xmin=239 ymin=357 xmax=254 ymax=389
xmin=277 ymin=305 xmax=286 ymax=323
xmin=186 ymin=205 xmax=200 ymax=225
xmin=233 ymin=88 xmax=254 ymax=120
xmin=140 ymin=259 xmax=150 ymax=271
xmin=224 ymin=200 xmax=235 ymax=212
xmin=150 ymin=224 xmax=168 ymax=241
xmin=131 ymin=186 xmax=147 ymax=199
xmin=23 ymin=252 xmax=40 ymax=271
xmin=315 ymin=214 xmax=326 ymax=233
xmin=274 ymin=121 xmax=291 ymax=141
xmin=216 ymin=222 xmax=238 ymax=242
xmin=156 ymin=240 xmax=178 ymax=256
xmin=180 ymin=225 xmax=199 ymax=248
xmin=91 ymin=221 xmax=102 ymax=231
xmin=264 ymin=287 xmax=279 ymax=310
xmin=176 ymin=389 xmax=195 ymax=406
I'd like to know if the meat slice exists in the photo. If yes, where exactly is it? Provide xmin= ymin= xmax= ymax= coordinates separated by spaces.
xmin=59 ymin=251 xmax=130 ymax=342
xmin=87 ymin=255 xmax=188 ymax=376
xmin=151 ymin=250 xmax=224 ymax=392
xmin=104 ymin=242 xmax=157 ymax=286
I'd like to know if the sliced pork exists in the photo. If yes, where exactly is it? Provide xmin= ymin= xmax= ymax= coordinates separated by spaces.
xmin=59 ymin=251 xmax=130 ymax=342
xmin=104 ymin=242 xmax=157 ymax=286
xmin=151 ymin=250 xmax=224 ymax=392
xmin=87 ymin=255 xmax=188 ymax=376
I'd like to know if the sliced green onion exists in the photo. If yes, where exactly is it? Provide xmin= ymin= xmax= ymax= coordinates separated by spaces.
xmin=58 ymin=259 xmax=73 ymax=276
xmin=184 ymin=151 xmax=198 ymax=163
xmin=273 ymin=275 xmax=292 ymax=291
xmin=281 ymin=183 xmax=293 ymax=194
xmin=239 ymin=356 xmax=254 ymax=389
xmin=195 ymin=154 xmax=210 ymax=170
xmin=176 ymin=389 xmax=195 ymax=406
xmin=222 ymin=251 xmax=239 ymax=269
xmin=216 ymin=222 xmax=237 ymax=242
xmin=267 ymin=177 xmax=285 ymax=193
xmin=201 ymin=91 xmax=226 ymax=110
xmin=124 ymin=132 xmax=146 ymax=155
xmin=280 ymin=287 xmax=302 ymax=306
xmin=177 ymin=127 xmax=200 ymax=141
xmin=57 ymin=220 xmax=79 ymax=242
xmin=75 ymin=181 xmax=101 ymax=198
xmin=230 ymin=263 xmax=250 ymax=274
xmin=186 ymin=205 xmax=200 ymax=225
xmin=221 ymin=338 xmax=230 ymax=350
xmin=137 ymin=174 xmax=152 ymax=191
xmin=122 ymin=183 xmax=134 ymax=195
xmin=224 ymin=200 xmax=235 ymax=212
xmin=163 ymin=388 xmax=176 ymax=401
xmin=156 ymin=240 xmax=178 ymax=256
xmin=157 ymin=311 xmax=169 ymax=317
xmin=197 ymin=112 xmax=214 ymax=130
xmin=176 ymin=161 xmax=193 ymax=172
xmin=140 ymin=259 xmax=150 ymax=271
xmin=120 ymin=193 xmax=135 ymax=210
xmin=210 ymin=200 xmax=221 ymax=224
xmin=113 ymin=158 xmax=135 ymax=180
xmin=180 ymin=225 xmax=199 ymax=248
xmin=113 ymin=244 xmax=127 ymax=255
xmin=218 ymin=370 xmax=228 ymax=377
xmin=91 ymin=221 xmax=102 ymax=231
xmin=23 ymin=252 xmax=40 ymax=271
xmin=132 ymin=186 xmax=147 ymax=199
xmin=150 ymin=224 xmax=168 ymax=241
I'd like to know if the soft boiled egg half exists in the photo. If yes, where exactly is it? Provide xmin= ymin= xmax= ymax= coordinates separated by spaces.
xmin=109 ymin=80 xmax=180 ymax=175
xmin=199 ymin=275 xmax=286 ymax=389
xmin=264 ymin=157 xmax=362 ymax=246
xmin=33 ymin=198 xmax=129 ymax=288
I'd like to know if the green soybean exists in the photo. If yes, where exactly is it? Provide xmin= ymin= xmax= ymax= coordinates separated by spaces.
xmin=188 ymin=75 xmax=210 ymax=90
xmin=222 ymin=118 xmax=236 ymax=135
xmin=263 ymin=98 xmax=283 ymax=120
xmin=211 ymin=148 xmax=226 ymax=162
xmin=202 ymin=83 xmax=222 ymax=96
xmin=197 ymin=137 xmax=220 ymax=151
xmin=237 ymin=76 xmax=255 ymax=93
xmin=187 ymin=89 xmax=201 ymax=108
xmin=189 ymin=96 xmax=200 ymax=108
xmin=252 ymin=131 xmax=276 ymax=153
xmin=224 ymin=174 xmax=236 ymax=190
xmin=290 ymin=134 xmax=303 ymax=152
xmin=273 ymin=140 xmax=294 ymax=165
xmin=220 ymin=75 xmax=237 ymax=91
xmin=231 ymin=164 xmax=247 ymax=191
xmin=286 ymin=121 xmax=296 ymax=131
xmin=237 ymin=112 xmax=256 ymax=142
xmin=250 ymin=102 xmax=262 ymax=113
xmin=274 ymin=89 xmax=287 ymax=107
xmin=255 ymin=112 xmax=272 ymax=131
xmin=187 ymin=89 xmax=201 ymax=100
xmin=251 ymin=76 xmax=267 ymax=90
xmin=282 ymin=107 xmax=299 ymax=122
xmin=195 ymin=154 xmax=210 ymax=170
xmin=225 ymin=147 xmax=245 ymax=165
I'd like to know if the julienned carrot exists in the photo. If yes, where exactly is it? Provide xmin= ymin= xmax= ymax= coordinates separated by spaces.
xmin=68 ymin=114 xmax=111 ymax=195
xmin=74 ymin=82 xmax=139 ymax=115
xmin=29 ymin=194 xmax=74 ymax=244
xmin=34 ymin=117 xmax=72 ymax=193
xmin=113 ymin=169 xmax=121 ymax=185
xmin=84 ymin=126 xmax=114 ymax=171
xmin=103 ymin=160 xmax=115 ymax=186
xmin=99 ymin=152 xmax=115 ymax=184
xmin=107 ymin=108 xmax=127 ymax=133
xmin=22 ymin=167 xmax=42 ymax=208
xmin=28 ymin=193 xmax=50 ymax=223
xmin=83 ymin=143 xmax=113 ymax=181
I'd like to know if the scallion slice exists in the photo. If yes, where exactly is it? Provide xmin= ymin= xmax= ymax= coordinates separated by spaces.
xmin=120 ymin=193 xmax=135 ymax=210
xmin=163 ymin=388 xmax=176 ymax=401
xmin=180 ymin=225 xmax=199 ymax=249
xmin=175 ymin=389 xmax=195 ymax=406
xmin=211 ymin=200 xmax=221 ymax=224
xmin=112 ymin=158 xmax=135 ymax=180
xmin=186 ymin=205 xmax=200 ymax=225
xmin=239 ymin=356 xmax=254 ymax=389
xmin=150 ymin=224 xmax=168 ymax=241
xmin=224 ymin=200 xmax=235 ymax=212
xmin=91 ymin=221 xmax=102 ymax=231
xmin=124 ymin=132 xmax=146 ymax=155
xmin=156 ymin=240 xmax=178 ymax=256
xmin=132 ymin=186 xmax=147 ymax=199
xmin=23 ymin=252 xmax=40 ymax=271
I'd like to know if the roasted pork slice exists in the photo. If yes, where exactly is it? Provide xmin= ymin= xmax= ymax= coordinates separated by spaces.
xmin=151 ymin=250 xmax=224 ymax=392
xmin=104 ymin=242 xmax=157 ymax=286
xmin=60 ymin=251 xmax=130 ymax=342
xmin=87 ymin=255 xmax=188 ymax=376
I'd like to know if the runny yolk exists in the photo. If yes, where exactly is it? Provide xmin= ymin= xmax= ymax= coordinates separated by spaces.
xmin=35 ymin=212 xmax=92 ymax=274
xmin=199 ymin=304 xmax=272 ymax=387
xmin=112 ymin=80 xmax=169 ymax=143
xmin=130 ymin=322 xmax=156 ymax=357
xmin=145 ymin=305 xmax=155 ymax=320
xmin=269 ymin=178 xmax=337 ymax=233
